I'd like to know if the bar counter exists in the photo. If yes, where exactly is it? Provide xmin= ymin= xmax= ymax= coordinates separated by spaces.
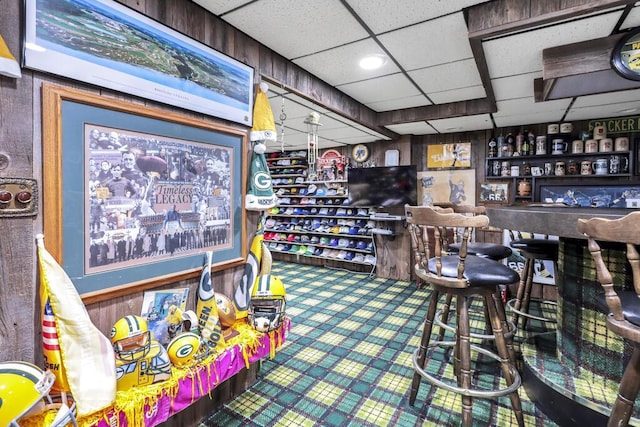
xmin=485 ymin=205 xmax=627 ymax=239
xmin=485 ymin=205 xmax=639 ymax=425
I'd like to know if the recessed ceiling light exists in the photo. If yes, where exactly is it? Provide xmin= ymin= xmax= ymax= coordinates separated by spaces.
xmin=359 ymin=55 xmax=386 ymax=70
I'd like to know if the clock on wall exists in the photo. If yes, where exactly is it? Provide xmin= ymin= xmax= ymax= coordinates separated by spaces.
xmin=611 ymin=27 xmax=640 ymax=81
xmin=352 ymin=144 xmax=370 ymax=163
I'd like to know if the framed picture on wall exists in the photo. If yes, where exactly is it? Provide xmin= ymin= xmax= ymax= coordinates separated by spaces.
xmin=418 ymin=169 xmax=476 ymax=207
xmin=479 ymin=182 xmax=509 ymax=204
xmin=24 ymin=0 xmax=254 ymax=125
xmin=42 ymin=84 xmax=247 ymax=302
xmin=427 ymin=142 xmax=471 ymax=169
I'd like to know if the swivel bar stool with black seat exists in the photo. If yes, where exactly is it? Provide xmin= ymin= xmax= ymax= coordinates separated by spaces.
xmin=405 ymin=205 xmax=524 ymax=427
xmin=432 ymin=202 xmax=513 ymax=340
xmin=578 ymin=211 xmax=640 ymax=427
xmin=507 ymin=231 xmax=559 ymax=331
xmin=433 ymin=202 xmax=513 ymax=262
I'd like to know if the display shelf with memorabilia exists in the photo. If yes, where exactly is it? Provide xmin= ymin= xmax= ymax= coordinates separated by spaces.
xmin=266 ymin=150 xmax=377 ymax=272
xmin=484 ymin=125 xmax=635 ymax=204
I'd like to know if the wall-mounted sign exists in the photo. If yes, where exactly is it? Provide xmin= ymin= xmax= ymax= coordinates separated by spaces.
xmin=587 ymin=116 xmax=640 ymax=134
xmin=611 ymin=27 xmax=640 ymax=81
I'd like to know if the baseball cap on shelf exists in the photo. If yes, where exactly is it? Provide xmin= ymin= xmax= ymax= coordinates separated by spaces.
xmin=307 ymin=184 xmax=317 ymax=195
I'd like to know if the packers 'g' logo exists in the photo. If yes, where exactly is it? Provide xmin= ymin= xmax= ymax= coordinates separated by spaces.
xmin=253 ymin=172 xmax=272 ymax=190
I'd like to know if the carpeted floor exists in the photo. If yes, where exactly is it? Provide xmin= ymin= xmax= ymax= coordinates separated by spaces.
xmin=201 ymin=261 xmax=559 ymax=426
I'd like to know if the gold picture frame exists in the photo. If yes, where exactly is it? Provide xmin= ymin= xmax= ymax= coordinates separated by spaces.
xmin=42 ymin=84 xmax=248 ymax=303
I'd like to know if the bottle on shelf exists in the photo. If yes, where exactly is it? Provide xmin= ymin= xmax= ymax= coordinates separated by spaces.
xmin=488 ymin=136 xmax=497 ymax=158
xmin=506 ymin=132 xmax=515 ymax=157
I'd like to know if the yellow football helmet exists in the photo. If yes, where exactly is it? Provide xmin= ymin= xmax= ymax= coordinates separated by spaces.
xmin=215 ymin=293 xmax=237 ymax=328
xmin=167 ymin=332 xmax=202 ymax=367
xmin=249 ymin=274 xmax=287 ymax=332
xmin=0 ymin=361 xmax=78 ymax=427
xmin=114 ymin=340 xmax=171 ymax=391
xmin=110 ymin=315 xmax=151 ymax=361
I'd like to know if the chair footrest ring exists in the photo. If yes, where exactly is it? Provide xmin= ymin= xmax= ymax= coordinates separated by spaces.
xmin=412 ymin=341 xmax=521 ymax=398
xmin=506 ymin=298 xmax=557 ymax=324
xmin=433 ymin=308 xmax=517 ymax=341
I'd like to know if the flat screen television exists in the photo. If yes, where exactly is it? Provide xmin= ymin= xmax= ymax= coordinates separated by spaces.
xmin=347 ymin=165 xmax=417 ymax=207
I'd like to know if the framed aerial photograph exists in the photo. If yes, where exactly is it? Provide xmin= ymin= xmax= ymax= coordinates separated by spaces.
xmin=42 ymin=84 xmax=247 ymax=301
xmin=24 ymin=0 xmax=254 ymax=125
xmin=427 ymin=142 xmax=471 ymax=169
xmin=479 ymin=182 xmax=510 ymax=204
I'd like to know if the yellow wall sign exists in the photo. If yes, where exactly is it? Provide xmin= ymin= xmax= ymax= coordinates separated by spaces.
xmin=427 ymin=142 xmax=471 ymax=169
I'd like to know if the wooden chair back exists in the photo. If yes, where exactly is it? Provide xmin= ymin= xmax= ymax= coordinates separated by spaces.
xmin=432 ymin=203 xmax=485 ymax=245
xmin=405 ymin=204 xmax=490 ymax=289
xmin=577 ymin=211 xmax=640 ymax=333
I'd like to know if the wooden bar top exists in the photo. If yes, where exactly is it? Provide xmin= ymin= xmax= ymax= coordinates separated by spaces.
xmin=485 ymin=205 xmax=634 ymax=239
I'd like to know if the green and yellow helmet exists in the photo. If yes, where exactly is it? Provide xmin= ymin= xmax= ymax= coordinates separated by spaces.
xmin=110 ymin=315 xmax=151 ymax=361
xmin=249 ymin=274 xmax=286 ymax=332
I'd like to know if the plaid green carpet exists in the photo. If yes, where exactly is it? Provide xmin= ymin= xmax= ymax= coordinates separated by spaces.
xmin=201 ymin=261 xmax=558 ymax=426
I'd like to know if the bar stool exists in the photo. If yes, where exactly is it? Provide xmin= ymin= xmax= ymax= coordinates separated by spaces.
xmin=578 ymin=212 xmax=640 ymax=427
xmin=405 ymin=205 xmax=524 ymax=427
xmin=507 ymin=231 xmax=559 ymax=331
xmin=433 ymin=202 xmax=513 ymax=262
xmin=432 ymin=203 xmax=513 ymax=339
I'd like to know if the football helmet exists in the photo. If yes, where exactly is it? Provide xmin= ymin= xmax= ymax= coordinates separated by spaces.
xmin=167 ymin=332 xmax=201 ymax=367
xmin=215 ymin=293 xmax=237 ymax=328
xmin=110 ymin=315 xmax=151 ymax=361
xmin=249 ymin=274 xmax=286 ymax=332
xmin=0 ymin=361 xmax=78 ymax=427
xmin=114 ymin=340 xmax=171 ymax=391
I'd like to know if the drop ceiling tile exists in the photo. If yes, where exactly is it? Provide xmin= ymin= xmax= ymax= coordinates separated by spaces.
xmin=492 ymin=72 xmax=541 ymax=101
xmin=222 ymin=0 xmax=368 ymax=59
xmin=347 ymin=0 xmax=487 ymax=34
xmin=483 ymin=12 xmax=623 ymax=79
xmin=572 ymin=88 xmax=640 ymax=108
xmin=429 ymin=114 xmax=493 ymax=133
xmin=410 ymin=59 xmax=483 ymax=93
xmin=293 ymin=39 xmax=400 ymax=86
xmin=378 ymin=13 xmax=473 ymax=71
xmin=332 ymin=134 xmax=381 ymax=144
xmin=385 ymin=122 xmax=437 ymax=135
xmin=566 ymin=99 xmax=640 ymax=122
xmin=191 ymin=0 xmax=249 ymax=15
xmin=493 ymin=98 xmax=572 ymax=128
xmin=336 ymin=73 xmax=421 ymax=104
xmin=428 ymin=85 xmax=487 ymax=104
xmin=318 ymin=126 xmax=370 ymax=139
xmin=621 ymin=4 xmax=640 ymax=29
xmin=366 ymin=95 xmax=431 ymax=112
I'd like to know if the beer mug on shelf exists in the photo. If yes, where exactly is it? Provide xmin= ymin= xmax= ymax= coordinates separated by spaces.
xmin=585 ymin=139 xmax=598 ymax=153
xmin=551 ymin=139 xmax=568 ymax=155
xmin=554 ymin=161 xmax=566 ymax=176
xmin=580 ymin=160 xmax=592 ymax=175
xmin=609 ymin=155 xmax=620 ymax=174
xmin=614 ymin=137 xmax=629 ymax=152
xmin=535 ymin=136 xmax=547 ymax=155
xmin=599 ymin=138 xmax=613 ymax=152
xmin=593 ymin=125 xmax=607 ymax=140
xmin=571 ymin=140 xmax=583 ymax=153
xmin=593 ymin=158 xmax=608 ymax=175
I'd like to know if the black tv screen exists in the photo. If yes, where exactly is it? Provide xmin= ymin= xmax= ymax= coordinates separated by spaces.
xmin=347 ymin=166 xmax=417 ymax=207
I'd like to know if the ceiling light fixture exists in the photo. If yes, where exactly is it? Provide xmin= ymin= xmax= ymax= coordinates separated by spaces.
xmin=359 ymin=54 xmax=386 ymax=70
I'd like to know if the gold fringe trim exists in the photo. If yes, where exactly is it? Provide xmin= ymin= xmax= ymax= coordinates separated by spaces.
xmin=22 ymin=321 xmax=274 ymax=427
